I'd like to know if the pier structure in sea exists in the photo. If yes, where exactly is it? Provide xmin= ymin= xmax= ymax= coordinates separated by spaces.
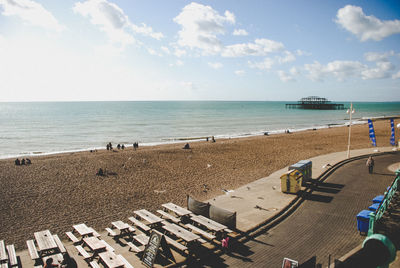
xmin=285 ymin=96 xmax=345 ymax=110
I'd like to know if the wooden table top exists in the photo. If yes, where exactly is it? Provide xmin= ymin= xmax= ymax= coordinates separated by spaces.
xmin=162 ymin=222 xmax=200 ymax=242
xmin=134 ymin=209 xmax=163 ymax=224
xmin=73 ymin=223 xmax=93 ymax=237
xmin=42 ymin=253 xmax=63 ymax=265
xmin=111 ymin=221 xmax=129 ymax=231
xmin=83 ymin=237 xmax=106 ymax=252
xmin=162 ymin=203 xmax=192 ymax=216
xmin=34 ymin=230 xmax=58 ymax=252
xmin=99 ymin=251 xmax=124 ymax=268
xmin=191 ymin=215 xmax=227 ymax=232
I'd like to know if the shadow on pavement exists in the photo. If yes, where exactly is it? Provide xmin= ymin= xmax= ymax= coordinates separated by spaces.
xmin=303 ymin=193 xmax=333 ymax=203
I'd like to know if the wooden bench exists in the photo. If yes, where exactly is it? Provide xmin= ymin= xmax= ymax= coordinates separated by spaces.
xmin=75 ymin=245 xmax=91 ymax=260
xmin=118 ymin=254 xmax=134 ymax=268
xmin=128 ymin=217 xmax=151 ymax=233
xmin=88 ymin=228 xmax=100 ymax=238
xmin=1 ymin=263 xmax=9 ymax=268
xmin=52 ymin=234 xmax=66 ymax=253
xmin=197 ymin=238 xmax=207 ymax=244
xmin=133 ymin=234 xmax=149 ymax=246
xmin=0 ymin=240 xmax=7 ymax=262
xmin=26 ymin=240 xmax=40 ymax=260
xmin=100 ymin=240 xmax=114 ymax=252
xmin=89 ymin=261 xmax=100 ymax=268
xmin=225 ymin=228 xmax=233 ymax=233
xmin=163 ymin=235 xmax=187 ymax=252
xmin=157 ymin=210 xmax=181 ymax=223
xmin=66 ymin=232 xmax=80 ymax=244
xmin=6 ymin=244 xmax=18 ymax=267
xmin=185 ymin=224 xmax=216 ymax=240
xmin=105 ymin=227 xmax=117 ymax=237
xmin=127 ymin=242 xmax=144 ymax=253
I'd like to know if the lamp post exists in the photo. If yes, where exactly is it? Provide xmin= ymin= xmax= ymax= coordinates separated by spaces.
xmin=346 ymin=102 xmax=355 ymax=159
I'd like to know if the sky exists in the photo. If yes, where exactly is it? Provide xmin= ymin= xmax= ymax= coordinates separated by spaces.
xmin=0 ymin=0 xmax=400 ymax=102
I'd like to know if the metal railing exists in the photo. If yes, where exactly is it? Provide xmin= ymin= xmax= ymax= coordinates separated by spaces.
xmin=368 ymin=169 xmax=400 ymax=236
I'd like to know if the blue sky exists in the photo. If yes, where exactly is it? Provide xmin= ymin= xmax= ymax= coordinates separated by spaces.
xmin=0 ymin=0 xmax=399 ymax=102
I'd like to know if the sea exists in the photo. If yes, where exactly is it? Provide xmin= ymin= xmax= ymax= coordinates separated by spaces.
xmin=0 ymin=101 xmax=399 ymax=159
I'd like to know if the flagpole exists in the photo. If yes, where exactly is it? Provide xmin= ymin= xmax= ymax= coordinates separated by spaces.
xmin=347 ymin=102 xmax=353 ymax=159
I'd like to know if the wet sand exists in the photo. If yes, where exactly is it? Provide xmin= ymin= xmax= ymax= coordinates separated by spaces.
xmin=0 ymin=120 xmax=397 ymax=249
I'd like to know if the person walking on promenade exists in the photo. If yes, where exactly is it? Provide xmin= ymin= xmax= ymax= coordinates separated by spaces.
xmin=366 ymin=156 xmax=374 ymax=174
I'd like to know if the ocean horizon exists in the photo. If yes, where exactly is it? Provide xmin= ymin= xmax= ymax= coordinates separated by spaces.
xmin=1 ymin=101 xmax=399 ymax=159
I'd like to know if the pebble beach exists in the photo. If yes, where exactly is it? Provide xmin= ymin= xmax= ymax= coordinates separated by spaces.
xmin=0 ymin=120 xmax=397 ymax=249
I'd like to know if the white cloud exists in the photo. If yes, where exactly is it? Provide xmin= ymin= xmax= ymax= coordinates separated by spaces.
xmin=296 ymin=49 xmax=311 ymax=56
xmin=304 ymin=60 xmax=366 ymax=81
xmin=173 ymin=2 xmax=235 ymax=55
xmin=290 ymin=66 xmax=300 ymax=75
xmin=174 ymin=47 xmax=187 ymax=57
xmin=277 ymin=51 xmax=296 ymax=63
xmin=147 ymin=48 xmax=162 ymax=56
xmin=364 ymin=51 xmax=394 ymax=62
xmin=161 ymin=46 xmax=171 ymax=54
xmin=277 ymin=70 xmax=295 ymax=82
xmin=208 ymin=62 xmax=223 ymax=69
xmin=248 ymin=57 xmax=274 ymax=70
xmin=176 ymin=60 xmax=184 ymax=66
xmin=392 ymin=71 xmax=400 ymax=79
xmin=336 ymin=5 xmax=400 ymax=41
xmin=0 ymin=0 xmax=64 ymax=31
xmin=73 ymin=0 xmax=162 ymax=47
xmin=233 ymin=29 xmax=248 ymax=36
xmin=362 ymin=61 xmax=394 ymax=79
xmin=234 ymin=70 xmax=245 ymax=76
xmin=222 ymin=38 xmax=284 ymax=57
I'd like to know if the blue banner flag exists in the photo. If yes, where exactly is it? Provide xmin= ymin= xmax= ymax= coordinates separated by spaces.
xmin=390 ymin=119 xmax=396 ymax=146
xmin=368 ymin=119 xmax=377 ymax=147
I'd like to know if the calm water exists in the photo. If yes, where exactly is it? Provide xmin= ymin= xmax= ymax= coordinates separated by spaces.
xmin=0 ymin=101 xmax=399 ymax=159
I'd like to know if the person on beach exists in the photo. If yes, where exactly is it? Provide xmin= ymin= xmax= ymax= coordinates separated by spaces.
xmin=44 ymin=258 xmax=59 ymax=268
xmin=366 ymin=156 xmax=374 ymax=174
xmin=26 ymin=158 xmax=31 ymax=164
xmin=15 ymin=158 xmax=20 ymax=165
xmin=106 ymin=143 xmax=110 ymax=150
xmin=21 ymin=158 xmax=25 ymax=165
xmin=183 ymin=143 xmax=190 ymax=149
xmin=121 ymin=144 xmax=125 ymax=150
xmin=60 ymin=252 xmax=77 ymax=268
xmin=212 ymin=136 xmax=216 ymax=142
xmin=133 ymin=142 xmax=139 ymax=150
xmin=117 ymin=144 xmax=121 ymax=149
xmin=222 ymin=234 xmax=230 ymax=253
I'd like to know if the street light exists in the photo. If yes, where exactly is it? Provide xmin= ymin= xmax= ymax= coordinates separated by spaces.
xmin=346 ymin=102 xmax=355 ymax=158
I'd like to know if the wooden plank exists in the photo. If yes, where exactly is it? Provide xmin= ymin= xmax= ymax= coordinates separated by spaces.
xmin=73 ymin=223 xmax=93 ymax=237
xmin=98 ymin=251 xmax=124 ymax=268
xmin=157 ymin=210 xmax=180 ymax=223
xmin=0 ymin=240 xmax=7 ymax=261
xmin=75 ymin=245 xmax=91 ymax=259
xmin=163 ymin=234 xmax=187 ymax=252
xmin=128 ymin=217 xmax=150 ymax=232
xmin=26 ymin=240 xmax=40 ymax=260
xmin=184 ymin=224 xmax=216 ymax=240
xmin=52 ymin=234 xmax=66 ymax=253
xmin=127 ymin=242 xmax=144 ymax=253
xmin=83 ymin=237 xmax=106 ymax=252
xmin=6 ymin=244 xmax=18 ymax=267
xmin=1 ymin=263 xmax=9 ymax=268
xmin=133 ymin=234 xmax=149 ymax=246
xmin=100 ymin=240 xmax=114 ymax=252
xmin=117 ymin=254 xmax=134 ymax=268
xmin=105 ymin=227 xmax=117 ymax=237
xmin=89 ymin=261 xmax=101 ymax=268
xmin=65 ymin=232 xmax=80 ymax=244
xmin=162 ymin=203 xmax=192 ymax=216
xmin=88 ymin=228 xmax=100 ymax=238
xmin=134 ymin=209 xmax=163 ymax=225
xmin=162 ymin=222 xmax=200 ymax=242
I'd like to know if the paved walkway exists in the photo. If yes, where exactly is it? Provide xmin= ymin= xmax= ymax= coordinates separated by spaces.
xmin=207 ymin=150 xmax=400 ymax=267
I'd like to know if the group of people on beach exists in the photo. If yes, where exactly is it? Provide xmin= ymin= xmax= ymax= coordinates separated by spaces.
xmin=106 ymin=142 xmax=139 ymax=151
xmin=15 ymin=158 xmax=31 ymax=165
xmin=44 ymin=252 xmax=77 ymax=268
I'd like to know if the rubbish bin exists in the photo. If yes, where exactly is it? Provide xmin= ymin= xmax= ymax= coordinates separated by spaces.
xmin=368 ymin=203 xmax=380 ymax=212
xmin=289 ymin=160 xmax=312 ymax=186
xmin=356 ymin=210 xmax=372 ymax=234
xmin=280 ymin=169 xmax=303 ymax=194
xmin=372 ymin=195 xmax=384 ymax=204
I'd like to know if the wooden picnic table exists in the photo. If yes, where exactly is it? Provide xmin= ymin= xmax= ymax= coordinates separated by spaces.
xmin=83 ymin=237 xmax=106 ymax=254
xmin=99 ymin=251 xmax=125 ymax=268
xmin=42 ymin=253 xmax=63 ymax=265
xmin=191 ymin=215 xmax=227 ymax=232
xmin=34 ymin=230 xmax=58 ymax=255
xmin=162 ymin=222 xmax=200 ymax=243
xmin=73 ymin=223 xmax=94 ymax=237
xmin=111 ymin=221 xmax=134 ymax=236
xmin=162 ymin=202 xmax=192 ymax=217
xmin=134 ymin=209 xmax=163 ymax=225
